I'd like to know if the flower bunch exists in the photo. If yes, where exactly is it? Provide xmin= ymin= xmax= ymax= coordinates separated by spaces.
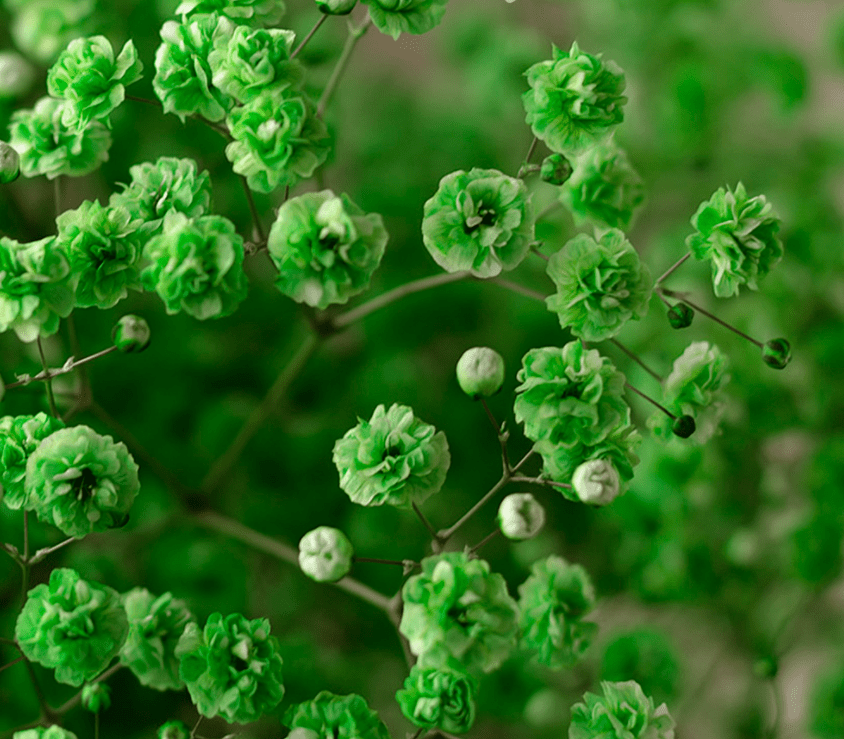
xmin=422 ymin=167 xmax=534 ymax=278
xmin=362 ymin=0 xmax=449 ymax=40
xmin=15 ymin=568 xmax=129 ymax=686
xmin=399 ymin=551 xmax=520 ymax=675
xmin=569 ymin=680 xmax=675 ymax=739
xmin=686 ymin=182 xmax=783 ymax=298
xmin=283 ymin=691 xmax=392 ymax=739
xmin=523 ymin=41 xmax=627 ymax=156
xmin=176 ymin=0 xmax=287 ymax=26
xmin=267 ymin=190 xmax=388 ymax=309
xmin=0 ymin=413 xmax=66 ymax=510
xmin=176 ymin=612 xmax=285 ymax=723
xmin=545 ymin=228 xmax=652 ymax=341
xmin=396 ymin=660 xmax=478 ymax=734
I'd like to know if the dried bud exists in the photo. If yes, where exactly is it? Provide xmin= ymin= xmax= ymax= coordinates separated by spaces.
xmin=539 ymin=153 xmax=572 ymax=186
xmin=762 ymin=338 xmax=791 ymax=369
xmin=498 ymin=493 xmax=545 ymax=540
xmin=572 ymin=459 xmax=621 ymax=506
xmin=667 ymin=303 xmax=694 ymax=329
xmin=671 ymin=415 xmax=696 ymax=438
xmin=112 ymin=315 xmax=151 ymax=353
xmin=456 ymin=347 xmax=505 ymax=399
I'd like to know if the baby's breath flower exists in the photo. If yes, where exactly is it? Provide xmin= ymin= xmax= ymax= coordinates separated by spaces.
xmin=422 ymin=168 xmax=534 ymax=278
xmin=666 ymin=303 xmax=694 ymax=329
xmin=9 ymin=0 xmax=97 ymax=65
xmin=157 ymin=722 xmax=190 ymax=739
xmin=762 ymin=338 xmax=791 ymax=369
xmin=267 ymin=190 xmax=388 ymax=309
xmin=523 ymin=42 xmax=627 ymax=156
xmin=176 ymin=612 xmax=285 ymax=723
xmin=539 ymin=153 xmax=572 ymax=186
xmin=47 ymin=36 xmax=143 ymax=129
xmin=112 ymin=315 xmax=151 ymax=353
xmin=176 ymin=0 xmax=287 ymax=26
xmin=396 ymin=661 xmax=478 ymax=734
xmin=140 ymin=211 xmax=248 ymax=320
xmin=0 ymin=51 xmax=36 ymax=99
xmin=498 ymin=493 xmax=545 ymax=540
xmin=571 ymin=458 xmax=620 ymax=506
xmin=332 ymin=403 xmax=450 ymax=510
xmin=317 ymin=0 xmax=357 ymax=14
xmin=298 ymin=526 xmax=354 ymax=583
xmin=456 ymin=347 xmax=505 ymax=399
xmin=545 ymin=228 xmax=652 ymax=342
xmin=15 ymin=568 xmax=129 ymax=687
xmin=362 ymin=0 xmax=449 ymax=41
xmin=686 ymin=182 xmax=783 ymax=298
xmin=518 ymin=555 xmax=597 ymax=669
xmin=0 ymin=141 xmax=21 ymax=184
xmin=26 ymin=425 xmax=141 ymax=538
xmin=225 ymin=85 xmax=330 ymax=194
xmin=283 ymin=691 xmax=391 ymax=739
xmin=81 ymin=682 xmax=111 ymax=712
xmin=569 ymin=680 xmax=675 ymax=739
xmin=13 ymin=728 xmax=79 ymax=739
xmin=0 ymin=413 xmax=66 ymax=510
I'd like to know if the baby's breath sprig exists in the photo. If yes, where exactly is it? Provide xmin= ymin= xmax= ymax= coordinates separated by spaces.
xmin=624 ymin=380 xmax=696 ymax=439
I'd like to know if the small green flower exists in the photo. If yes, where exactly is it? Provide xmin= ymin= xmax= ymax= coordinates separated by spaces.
xmin=0 ymin=51 xmax=37 ymax=99
xmin=540 ymin=153 xmax=572 ymax=186
xmin=176 ymin=0 xmax=287 ymax=26
xmin=686 ymin=182 xmax=783 ymax=298
xmin=140 ymin=211 xmax=249 ymax=320
xmin=362 ymin=0 xmax=449 ymax=40
xmin=518 ymin=554 xmax=597 ymax=669
xmin=9 ymin=0 xmax=97 ymax=65
xmin=120 ymin=588 xmax=195 ymax=691
xmin=0 ymin=413 xmax=66 ymax=510
xmin=47 ymin=35 xmax=143 ymax=129
xmin=666 ymin=303 xmax=693 ymax=329
xmin=0 ymin=141 xmax=21 ymax=184
xmin=569 ymin=680 xmax=675 ymax=739
xmin=283 ymin=691 xmax=391 ymax=739
xmin=81 ymin=682 xmax=111 ymax=712
xmin=157 ymin=722 xmax=190 ymax=739
xmin=26 ymin=425 xmax=141 ymax=539
xmin=456 ymin=347 xmax=505 ymax=399
xmin=0 ymin=235 xmax=75 ymax=343
xmin=267 ymin=190 xmax=388 ymax=309
xmin=422 ymin=167 xmax=535 ymax=278
xmin=523 ymin=42 xmax=627 ymax=156
xmin=225 ymin=85 xmax=330 ymax=194
xmin=112 ymin=315 xmax=151 ymax=353
xmin=399 ymin=551 xmax=520 ymax=675
xmin=545 ymin=229 xmax=652 ymax=342
xmin=15 ymin=568 xmax=129 ymax=687
xmin=396 ymin=661 xmax=478 ymax=734
xmin=13 ymin=728 xmax=79 ymax=739
xmin=298 ymin=526 xmax=354 ymax=583
xmin=55 ymin=200 xmax=144 ymax=309
xmin=560 ymin=141 xmax=645 ymax=230
xmin=176 ymin=612 xmax=285 ymax=723
xmin=8 ymin=96 xmax=111 ymax=180
xmin=498 ymin=492 xmax=546 ymax=540
xmin=208 ymin=24 xmax=303 ymax=104
xmin=332 ymin=403 xmax=450 ymax=510
xmin=153 ymin=14 xmax=236 ymax=123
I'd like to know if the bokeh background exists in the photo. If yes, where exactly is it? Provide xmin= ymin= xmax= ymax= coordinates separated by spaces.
xmin=2 ymin=0 xmax=844 ymax=737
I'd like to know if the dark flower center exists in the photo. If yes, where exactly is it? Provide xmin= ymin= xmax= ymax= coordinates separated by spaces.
xmin=382 ymin=444 xmax=402 ymax=460
xmin=464 ymin=206 xmax=497 ymax=233
xmin=71 ymin=468 xmax=99 ymax=502
xmin=232 ymin=655 xmax=249 ymax=672
xmin=319 ymin=232 xmax=340 ymax=250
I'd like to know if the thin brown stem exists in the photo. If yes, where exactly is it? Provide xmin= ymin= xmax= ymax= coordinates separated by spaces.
xmin=487 ymin=277 xmax=547 ymax=303
xmin=438 ymin=474 xmax=511 ymax=543
xmin=469 ymin=529 xmax=500 ymax=555
xmin=531 ymin=244 xmax=549 ymax=262
xmin=0 ymin=655 xmax=24 ymax=674
xmin=4 ymin=346 xmax=118 ymax=390
xmin=609 ymin=338 xmax=662 ymax=383
xmin=509 ymin=475 xmax=572 ymax=489
xmin=517 ymin=137 xmax=539 ymax=177
xmin=655 ymin=252 xmax=691 ymax=285
xmin=624 ymin=381 xmax=676 ymax=419
xmin=479 ymin=397 xmax=501 ymax=434
xmin=412 ymin=501 xmax=439 ymax=542
xmin=291 ymin=14 xmax=328 ymax=59
xmin=660 ymin=289 xmax=764 ymax=348
xmin=353 ymin=556 xmax=409 ymax=567
xmin=239 ymin=175 xmax=266 ymax=243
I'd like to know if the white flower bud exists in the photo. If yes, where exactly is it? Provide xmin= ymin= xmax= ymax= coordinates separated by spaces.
xmin=572 ymin=459 xmax=620 ymax=506
xmin=498 ymin=492 xmax=545 ymax=540
xmin=456 ymin=346 xmax=505 ymax=399
xmin=298 ymin=526 xmax=354 ymax=583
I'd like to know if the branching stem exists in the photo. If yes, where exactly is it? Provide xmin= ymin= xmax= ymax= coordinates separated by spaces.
xmin=291 ymin=14 xmax=328 ymax=59
xmin=609 ymin=338 xmax=662 ymax=383
xmin=317 ymin=14 xmax=372 ymax=118
xmin=660 ymin=289 xmax=763 ymax=348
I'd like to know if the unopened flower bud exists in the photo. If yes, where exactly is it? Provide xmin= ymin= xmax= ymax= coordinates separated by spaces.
xmin=540 ymin=153 xmax=572 ymax=186
xmin=158 ymin=721 xmax=190 ymax=739
xmin=81 ymin=683 xmax=111 ymax=713
xmin=498 ymin=492 xmax=545 ymax=540
xmin=0 ymin=141 xmax=20 ymax=184
xmin=316 ymin=0 xmax=357 ymax=14
xmin=0 ymin=51 xmax=36 ymax=99
xmin=112 ymin=315 xmax=150 ymax=353
xmin=298 ymin=526 xmax=354 ymax=583
xmin=667 ymin=303 xmax=694 ymax=329
xmin=672 ymin=415 xmax=696 ymax=438
xmin=572 ymin=459 xmax=620 ymax=506
xmin=456 ymin=347 xmax=505 ymax=399
xmin=762 ymin=338 xmax=791 ymax=369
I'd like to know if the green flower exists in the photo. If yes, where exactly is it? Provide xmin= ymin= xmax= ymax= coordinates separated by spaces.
xmin=208 ymin=25 xmax=303 ymax=104
xmin=153 ymin=14 xmax=236 ymax=123
xmin=108 ymin=157 xmax=213 ymax=237
xmin=569 ymin=680 xmax=675 ymax=739
xmin=225 ymin=85 xmax=330 ymax=194
xmin=25 ymin=425 xmax=141 ymax=539
xmin=362 ymin=0 xmax=449 ymax=40
xmin=560 ymin=141 xmax=645 ymax=230
xmin=120 ymin=588 xmax=196 ymax=691
xmin=176 ymin=0 xmax=286 ymax=26
xmin=47 ymin=35 xmax=143 ymax=129
xmin=267 ymin=190 xmax=388 ymax=309
xmin=298 ymin=526 xmax=354 ymax=583
xmin=15 ymin=568 xmax=129 ymax=687
xmin=332 ymin=403 xmax=450 ymax=510
xmin=0 ymin=50 xmax=37 ymax=99
xmin=0 ymin=235 xmax=75 ymax=343
xmin=176 ymin=612 xmax=285 ymax=723
xmin=399 ymin=551 xmax=520 ymax=676
xmin=9 ymin=0 xmax=97 ymax=65
xmin=8 ymin=96 xmax=111 ymax=180
xmin=13 ymin=728 xmax=79 ymax=739
xmin=396 ymin=661 xmax=478 ymax=734
xmin=686 ymin=182 xmax=783 ymax=298
xmin=0 ymin=413 xmax=66 ymax=510
xmin=283 ymin=691 xmax=391 ymax=739
xmin=140 ymin=211 xmax=248 ymax=320
xmin=648 ymin=341 xmax=729 ymax=443
xmin=518 ymin=555 xmax=597 ymax=669
xmin=523 ymin=42 xmax=627 ymax=156
xmin=55 ymin=200 xmax=144 ymax=309
xmin=422 ymin=168 xmax=534 ymax=278
xmin=545 ymin=229 xmax=652 ymax=342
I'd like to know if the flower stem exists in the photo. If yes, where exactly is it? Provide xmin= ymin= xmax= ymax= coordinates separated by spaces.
xmin=624 ymin=381 xmax=676 ymax=419
xmin=27 ymin=537 xmax=75 ymax=566
xmin=4 ymin=345 xmax=118 ymax=390
xmin=487 ymin=277 xmax=547 ymax=304
xmin=468 ymin=529 xmax=500 ymax=555
xmin=54 ymin=663 xmax=122 ymax=715
xmin=437 ymin=474 xmax=511 ymax=544
xmin=655 ymin=252 xmax=691 ymax=285
xmin=35 ymin=336 xmax=58 ymax=418
xmin=94 ymin=711 xmax=100 ymax=739
xmin=291 ymin=13 xmax=328 ymax=59
xmin=239 ymin=175 xmax=266 ymax=243
xmin=517 ymin=136 xmax=539 ymax=177
xmin=480 ymin=398 xmax=512 ymax=474
xmin=0 ymin=655 xmax=24 ymax=674
xmin=530 ymin=244 xmax=550 ymax=262
xmin=353 ymin=556 xmax=409 ymax=567
xmin=190 ymin=716 xmax=202 ymax=739
xmin=509 ymin=475 xmax=572 ymax=489
xmin=317 ymin=13 xmax=372 ymax=118
xmin=660 ymin=289 xmax=764 ymax=348
xmin=609 ymin=338 xmax=662 ymax=383
xmin=411 ymin=501 xmax=439 ymax=542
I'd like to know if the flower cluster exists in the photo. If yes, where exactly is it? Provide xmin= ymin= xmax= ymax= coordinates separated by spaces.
xmin=332 ymin=403 xmax=450 ymax=509
xmin=686 ymin=182 xmax=783 ymax=298
xmin=569 ymin=680 xmax=675 ymax=739
xmin=362 ymin=0 xmax=449 ymax=40
xmin=283 ymin=691 xmax=392 ymax=739
xmin=267 ymin=190 xmax=388 ymax=309
xmin=422 ymin=168 xmax=534 ymax=278
xmin=545 ymin=228 xmax=652 ymax=342
xmin=399 ymin=551 xmax=520 ymax=676
xmin=523 ymin=41 xmax=627 ymax=156
xmin=176 ymin=0 xmax=287 ymax=26
xmin=0 ymin=413 xmax=66 ymax=510
xmin=16 ymin=568 xmax=129 ymax=686
xmin=176 ymin=612 xmax=285 ymax=723
xmin=518 ymin=555 xmax=597 ymax=669
xmin=396 ymin=660 xmax=478 ymax=734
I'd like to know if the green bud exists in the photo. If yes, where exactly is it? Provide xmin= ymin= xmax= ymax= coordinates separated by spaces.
xmin=112 ymin=315 xmax=151 ymax=353
xmin=298 ymin=526 xmax=354 ymax=583
xmin=157 ymin=721 xmax=190 ymax=739
xmin=0 ymin=51 xmax=36 ymax=99
xmin=671 ymin=415 xmax=696 ymax=438
xmin=539 ymin=153 xmax=572 ymax=186
xmin=762 ymin=338 xmax=791 ymax=369
xmin=316 ymin=0 xmax=356 ymax=14
xmin=498 ymin=493 xmax=545 ymax=540
xmin=456 ymin=347 xmax=505 ymax=399
xmin=572 ymin=459 xmax=621 ymax=506
xmin=0 ymin=141 xmax=21 ymax=184
xmin=667 ymin=303 xmax=694 ymax=329
xmin=81 ymin=683 xmax=111 ymax=713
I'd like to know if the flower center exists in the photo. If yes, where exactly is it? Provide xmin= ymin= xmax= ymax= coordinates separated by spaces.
xmin=71 ymin=468 xmax=99 ymax=502
xmin=464 ymin=205 xmax=497 ymax=232
xmin=382 ymin=444 xmax=401 ymax=460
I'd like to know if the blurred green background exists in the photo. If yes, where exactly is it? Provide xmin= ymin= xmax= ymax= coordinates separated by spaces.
xmin=2 ymin=0 xmax=844 ymax=737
